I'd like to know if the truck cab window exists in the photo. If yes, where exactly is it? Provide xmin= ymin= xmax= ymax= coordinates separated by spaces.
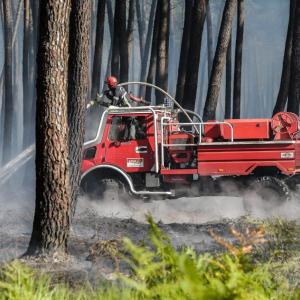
xmin=109 ymin=116 xmax=147 ymax=141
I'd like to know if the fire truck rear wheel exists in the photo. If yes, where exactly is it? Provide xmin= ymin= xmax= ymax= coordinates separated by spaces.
xmin=243 ymin=176 xmax=291 ymax=213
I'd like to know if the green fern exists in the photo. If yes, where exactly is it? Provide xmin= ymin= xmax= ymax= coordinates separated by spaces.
xmin=0 ymin=215 xmax=298 ymax=300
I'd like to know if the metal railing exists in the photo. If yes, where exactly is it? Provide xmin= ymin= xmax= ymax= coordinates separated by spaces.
xmin=160 ymin=117 xmax=234 ymax=168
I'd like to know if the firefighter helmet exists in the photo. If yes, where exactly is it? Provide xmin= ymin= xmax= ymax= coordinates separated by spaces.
xmin=106 ymin=76 xmax=118 ymax=89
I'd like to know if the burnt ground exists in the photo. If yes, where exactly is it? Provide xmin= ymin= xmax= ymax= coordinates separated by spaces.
xmin=1 ymin=187 xmax=300 ymax=285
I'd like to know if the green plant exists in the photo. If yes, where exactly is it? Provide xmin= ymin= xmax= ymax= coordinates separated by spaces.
xmin=120 ymin=215 xmax=287 ymax=299
xmin=0 ymin=216 xmax=298 ymax=300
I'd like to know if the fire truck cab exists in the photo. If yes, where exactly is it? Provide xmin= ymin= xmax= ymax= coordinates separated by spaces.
xmin=81 ymin=83 xmax=300 ymax=209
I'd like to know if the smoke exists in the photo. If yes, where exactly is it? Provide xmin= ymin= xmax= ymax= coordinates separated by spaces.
xmin=76 ymin=180 xmax=300 ymax=224
xmin=76 ymin=193 xmax=242 ymax=224
xmin=0 ymin=145 xmax=35 ymax=186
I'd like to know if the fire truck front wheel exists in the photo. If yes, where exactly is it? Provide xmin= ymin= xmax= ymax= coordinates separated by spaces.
xmin=243 ymin=176 xmax=291 ymax=213
xmin=81 ymin=175 xmax=129 ymax=201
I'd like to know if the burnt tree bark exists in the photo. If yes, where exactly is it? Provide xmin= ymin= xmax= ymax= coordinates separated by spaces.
xmin=68 ymin=0 xmax=91 ymax=217
xmin=182 ymin=0 xmax=207 ymax=111
xmin=27 ymin=0 xmax=72 ymax=256
xmin=175 ymin=0 xmax=193 ymax=105
xmin=2 ymin=0 xmax=14 ymax=164
xmin=288 ymin=1 xmax=300 ymax=114
xmin=91 ymin=0 xmax=105 ymax=99
xmin=273 ymin=0 xmax=296 ymax=115
xmin=203 ymin=0 xmax=237 ymax=121
xmin=232 ymin=0 xmax=244 ymax=119
xmin=225 ymin=34 xmax=232 ymax=119
xmin=145 ymin=1 xmax=161 ymax=101
xmin=155 ymin=0 xmax=170 ymax=104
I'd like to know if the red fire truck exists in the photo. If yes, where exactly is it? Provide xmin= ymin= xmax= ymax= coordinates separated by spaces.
xmin=81 ymin=83 xmax=300 ymax=210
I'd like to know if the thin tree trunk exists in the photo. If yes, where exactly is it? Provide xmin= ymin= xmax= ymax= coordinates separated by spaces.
xmin=104 ymin=0 xmax=114 ymax=88
xmin=139 ymin=0 xmax=157 ymax=96
xmin=2 ymin=0 xmax=14 ymax=164
xmin=127 ymin=0 xmax=135 ymax=63
xmin=175 ymin=0 xmax=193 ymax=105
xmin=225 ymin=34 xmax=232 ymax=119
xmin=119 ymin=0 xmax=128 ymax=82
xmin=232 ymin=0 xmax=244 ymax=119
xmin=155 ymin=0 xmax=170 ymax=104
xmin=91 ymin=0 xmax=106 ymax=99
xmin=29 ymin=0 xmax=39 ymax=126
xmin=206 ymin=0 xmax=213 ymax=78
xmin=68 ymin=0 xmax=91 ymax=217
xmin=182 ymin=0 xmax=207 ymax=111
xmin=27 ymin=0 xmax=71 ymax=256
xmin=111 ymin=0 xmax=121 ymax=77
xmin=136 ymin=0 xmax=145 ymax=59
xmin=107 ymin=0 xmax=114 ymax=37
xmin=288 ymin=1 xmax=300 ymax=113
xmin=145 ymin=1 xmax=161 ymax=101
xmin=203 ymin=0 xmax=237 ymax=121
xmin=23 ymin=0 xmax=33 ymax=147
xmin=273 ymin=0 xmax=296 ymax=115
xmin=0 ymin=0 xmax=24 ymax=89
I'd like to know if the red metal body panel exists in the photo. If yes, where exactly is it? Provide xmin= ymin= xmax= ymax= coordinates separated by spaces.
xmin=197 ymin=142 xmax=299 ymax=176
xmin=204 ymin=119 xmax=271 ymax=140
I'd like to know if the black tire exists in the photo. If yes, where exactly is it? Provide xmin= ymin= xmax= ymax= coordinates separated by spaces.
xmin=82 ymin=176 xmax=129 ymax=201
xmin=243 ymin=176 xmax=291 ymax=214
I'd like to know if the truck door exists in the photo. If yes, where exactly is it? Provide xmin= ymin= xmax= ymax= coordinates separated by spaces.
xmin=104 ymin=114 xmax=155 ymax=172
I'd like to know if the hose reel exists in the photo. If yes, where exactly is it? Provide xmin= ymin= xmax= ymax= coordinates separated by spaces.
xmin=271 ymin=112 xmax=299 ymax=140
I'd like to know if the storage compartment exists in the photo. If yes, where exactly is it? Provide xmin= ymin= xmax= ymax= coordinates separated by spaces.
xmin=204 ymin=119 xmax=271 ymax=140
xmin=223 ymin=119 xmax=270 ymax=140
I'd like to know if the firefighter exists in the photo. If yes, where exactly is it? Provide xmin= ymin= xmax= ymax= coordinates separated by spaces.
xmin=88 ymin=76 xmax=149 ymax=108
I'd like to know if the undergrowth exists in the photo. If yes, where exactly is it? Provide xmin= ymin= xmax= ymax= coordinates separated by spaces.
xmin=0 ymin=215 xmax=300 ymax=300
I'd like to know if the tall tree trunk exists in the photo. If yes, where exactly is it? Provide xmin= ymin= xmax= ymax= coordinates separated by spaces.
xmin=232 ymin=0 xmax=244 ymax=119
xmin=203 ymin=0 xmax=237 ymax=121
xmin=29 ymin=0 xmax=39 ymax=128
xmin=2 ymin=0 xmax=14 ymax=164
xmin=155 ymin=0 xmax=170 ymax=104
xmin=27 ymin=0 xmax=71 ymax=256
xmin=139 ymin=0 xmax=157 ymax=96
xmin=182 ymin=0 xmax=207 ymax=111
xmin=68 ymin=0 xmax=91 ymax=217
xmin=145 ymin=1 xmax=161 ymax=101
xmin=104 ymin=0 xmax=114 ymax=87
xmin=111 ymin=0 xmax=121 ymax=77
xmin=91 ymin=0 xmax=106 ymax=99
xmin=225 ymin=34 xmax=232 ymax=119
xmin=288 ymin=1 xmax=300 ymax=113
xmin=119 ymin=0 xmax=129 ymax=82
xmin=23 ymin=0 xmax=33 ymax=147
xmin=206 ymin=0 xmax=213 ymax=78
xmin=273 ymin=0 xmax=296 ymax=115
xmin=175 ymin=0 xmax=193 ymax=105
xmin=136 ymin=0 xmax=145 ymax=59
xmin=127 ymin=0 xmax=135 ymax=64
